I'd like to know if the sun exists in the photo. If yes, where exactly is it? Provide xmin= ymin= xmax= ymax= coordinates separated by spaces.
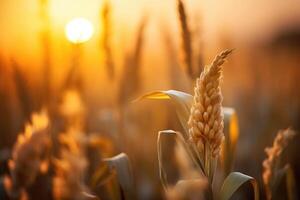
xmin=65 ymin=17 xmax=94 ymax=44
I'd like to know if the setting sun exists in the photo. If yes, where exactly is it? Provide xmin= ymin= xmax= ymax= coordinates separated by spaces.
xmin=65 ymin=17 xmax=94 ymax=44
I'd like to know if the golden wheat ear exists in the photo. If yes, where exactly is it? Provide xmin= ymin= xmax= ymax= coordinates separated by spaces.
xmin=177 ymin=0 xmax=193 ymax=79
xmin=262 ymin=128 xmax=296 ymax=200
xmin=187 ymin=49 xmax=232 ymax=183
xmin=188 ymin=49 xmax=232 ymax=156
xmin=101 ymin=0 xmax=115 ymax=79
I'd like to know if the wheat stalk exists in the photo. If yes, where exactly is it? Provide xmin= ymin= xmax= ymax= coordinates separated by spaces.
xmin=187 ymin=49 xmax=232 ymax=182
xmin=262 ymin=128 xmax=296 ymax=200
xmin=101 ymin=0 xmax=115 ymax=79
xmin=118 ymin=16 xmax=147 ymax=106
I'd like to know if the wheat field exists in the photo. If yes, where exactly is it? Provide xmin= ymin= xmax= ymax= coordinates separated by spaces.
xmin=0 ymin=0 xmax=299 ymax=199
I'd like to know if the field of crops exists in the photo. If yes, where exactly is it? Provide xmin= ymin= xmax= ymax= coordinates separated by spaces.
xmin=0 ymin=0 xmax=299 ymax=199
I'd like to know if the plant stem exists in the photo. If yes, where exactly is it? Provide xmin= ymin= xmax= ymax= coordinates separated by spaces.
xmin=204 ymin=184 xmax=214 ymax=200
xmin=204 ymin=141 xmax=214 ymax=200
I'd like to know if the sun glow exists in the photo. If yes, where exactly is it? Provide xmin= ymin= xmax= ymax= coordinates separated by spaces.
xmin=65 ymin=18 xmax=94 ymax=44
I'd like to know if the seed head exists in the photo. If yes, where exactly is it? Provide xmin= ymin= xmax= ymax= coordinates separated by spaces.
xmin=188 ymin=49 xmax=232 ymax=157
xmin=262 ymin=128 xmax=296 ymax=200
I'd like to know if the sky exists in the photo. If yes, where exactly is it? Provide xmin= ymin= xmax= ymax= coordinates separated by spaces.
xmin=1 ymin=0 xmax=300 ymax=58
xmin=0 ymin=0 xmax=300 ymax=98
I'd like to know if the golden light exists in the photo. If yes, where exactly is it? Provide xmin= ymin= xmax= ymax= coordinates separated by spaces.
xmin=65 ymin=17 xmax=94 ymax=44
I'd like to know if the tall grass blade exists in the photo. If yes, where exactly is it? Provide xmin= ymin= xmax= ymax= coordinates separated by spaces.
xmin=92 ymin=168 xmax=122 ymax=200
xmin=177 ymin=0 xmax=195 ymax=79
xmin=118 ymin=17 xmax=147 ymax=105
xmin=101 ymin=0 xmax=115 ymax=79
xmin=157 ymin=130 xmax=205 ymax=189
xmin=104 ymin=153 xmax=135 ymax=200
xmin=220 ymin=172 xmax=259 ymax=200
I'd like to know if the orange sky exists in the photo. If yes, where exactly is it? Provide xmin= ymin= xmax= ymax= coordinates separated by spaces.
xmin=1 ymin=0 xmax=300 ymax=61
xmin=0 ymin=0 xmax=300 ymax=104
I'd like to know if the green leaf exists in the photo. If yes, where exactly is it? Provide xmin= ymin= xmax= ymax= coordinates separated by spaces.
xmin=136 ymin=90 xmax=193 ymax=138
xmin=220 ymin=172 xmax=259 ymax=200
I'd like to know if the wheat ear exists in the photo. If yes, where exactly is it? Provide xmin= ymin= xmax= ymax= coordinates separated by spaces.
xmin=188 ymin=49 xmax=232 ymax=159
xmin=262 ymin=128 xmax=296 ymax=200
xmin=177 ymin=0 xmax=195 ymax=79
xmin=101 ymin=0 xmax=115 ymax=79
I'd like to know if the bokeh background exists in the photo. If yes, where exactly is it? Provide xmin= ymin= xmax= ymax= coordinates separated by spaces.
xmin=0 ymin=0 xmax=300 ymax=199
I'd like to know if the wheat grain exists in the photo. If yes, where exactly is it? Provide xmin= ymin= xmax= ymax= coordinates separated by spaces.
xmin=262 ymin=128 xmax=296 ymax=200
xmin=188 ymin=49 xmax=232 ymax=158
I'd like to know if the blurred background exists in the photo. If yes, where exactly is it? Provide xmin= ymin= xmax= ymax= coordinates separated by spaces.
xmin=0 ymin=0 xmax=300 ymax=199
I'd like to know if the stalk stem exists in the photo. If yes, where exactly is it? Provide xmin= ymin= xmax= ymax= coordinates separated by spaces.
xmin=204 ymin=141 xmax=214 ymax=200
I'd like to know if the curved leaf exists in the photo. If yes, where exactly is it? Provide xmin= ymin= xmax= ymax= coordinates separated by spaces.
xmin=157 ymin=130 xmax=205 ymax=190
xmin=157 ymin=130 xmax=185 ymax=190
xmin=91 ymin=168 xmax=122 ymax=200
xmin=136 ymin=90 xmax=236 ymax=139
xmin=136 ymin=90 xmax=193 ymax=137
xmin=220 ymin=172 xmax=259 ymax=200
xmin=104 ymin=153 xmax=135 ymax=200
